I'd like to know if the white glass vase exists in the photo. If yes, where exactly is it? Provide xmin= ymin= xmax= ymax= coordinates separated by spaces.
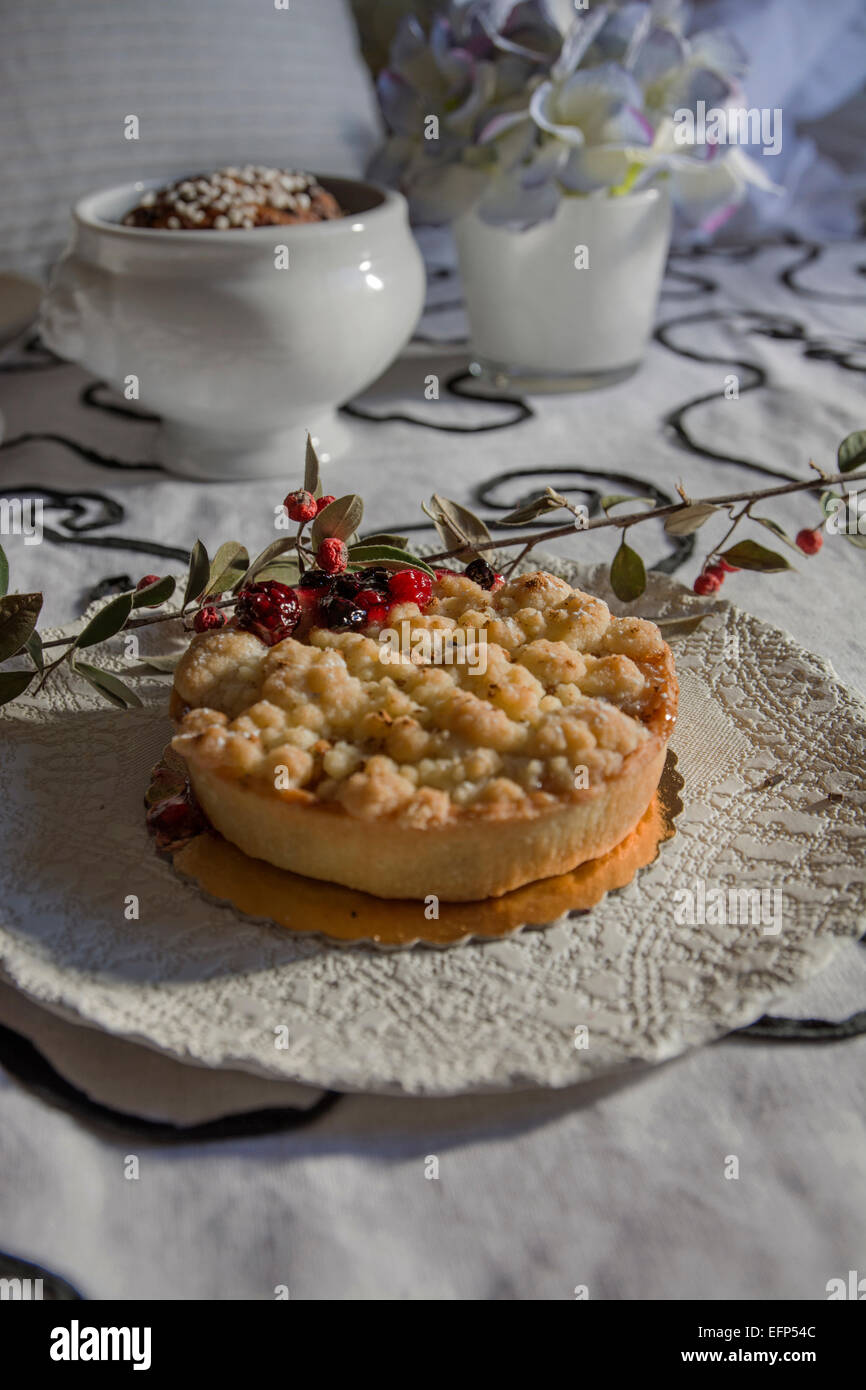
xmin=454 ymin=187 xmax=672 ymax=392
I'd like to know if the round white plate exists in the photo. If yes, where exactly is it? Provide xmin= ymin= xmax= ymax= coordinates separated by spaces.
xmin=1 ymin=558 xmax=864 ymax=1095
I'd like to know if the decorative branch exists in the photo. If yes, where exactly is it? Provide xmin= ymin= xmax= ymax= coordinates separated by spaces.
xmin=426 ymin=468 xmax=866 ymax=561
xmin=0 ymin=432 xmax=863 ymax=711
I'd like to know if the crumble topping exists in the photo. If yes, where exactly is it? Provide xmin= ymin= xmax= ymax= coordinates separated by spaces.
xmin=172 ymin=571 xmax=676 ymax=827
xmin=123 ymin=166 xmax=343 ymax=230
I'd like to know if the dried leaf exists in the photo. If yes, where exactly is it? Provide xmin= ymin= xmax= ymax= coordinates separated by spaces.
xmin=663 ymin=502 xmax=719 ymax=536
xmin=428 ymin=494 xmax=493 ymax=555
xmin=76 ymin=591 xmax=133 ymax=649
xmin=498 ymin=494 xmax=564 ymax=526
xmin=311 ymin=494 xmax=364 ymax=548
xmin=73 ymin=660 xmax=143 ymax=708
xmin=721 ymin=539 xmax=792 ymax=573
xmin=609 ymin=541 xmax=646 ymax=602
xmin=347 ymin=545 xmax=435 ymax=576
xmin=304 ymin=433 xmax=321 ymax=495
xmin=0 ymin=543 xmax=8 ymax=599
xmin=0 ymin=669 xmax=34 ymax=706
xmin=838 ymin=429 xmax=866 ymax=474
xmin=183 ymin=540 xmax=210 ymax=608
xmin=132 ymin=575 xmax=177 ymax=608
xmin=0 ymin=592 xmax=42 ymax=663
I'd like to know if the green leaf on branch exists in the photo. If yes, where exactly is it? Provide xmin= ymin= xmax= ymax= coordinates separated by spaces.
xmin=303 ymin=433 xmax=321 ymax=496
xmin=359 ymin=532 xmax=410 ymax=549
xmin=653 ymin=614 xmax=708 ymax=638
xmin=609 ymin=541 xmax=646 ymax=602
xmin=820 ymin=491 xmax=841 ymax=518
xmin=601 ymin=494 xmax=655 ymax=515
xmin=838 ymin=430 xmax=866 ymax=474
xmin=256 ymin=556 xmax=301 ymax=585
xmin=132 ymin=575 xmax=177 ymax=608
xmin=25 ymin=631 xmax=44 ymax=671
xmin=72 ymin=661 xmax=143 ymax=708
xmin=720 ymin=539 xmax=793 ymax=572
xmin=311 ymin=494 xmax=364 ymax=548
xmin=0 ymin=543 xmax=8 ymax=598
xmin=0 ymin=592 xmax=43 ymax=662
xmin=663 ymin=502 xmax=719 ymax=536
xmin=752 ymin=516 xmax=801 ymax=551
xmin=498 ymin=495 xmax=564 ymax=526
xmin=235 ymin=537 xmax=297 ymax=590
xmin=133 ymin=652 xmax=181 ymax=673
xmin=0 ymin=669 xmax=35 ymax=706
xmin=204 ymin=543 xmax=249 ymax=598
xmin=183 ymin=540 xmax=210 ymax=608
xmin=76 ymin=591 xmax=133 ymax=649
xmin=347 ymin=545 xmax=435 ymax=576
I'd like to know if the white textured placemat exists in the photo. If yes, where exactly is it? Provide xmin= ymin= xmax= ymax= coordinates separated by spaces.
xmin=1 ymin=556 xmax=863 ymax=1096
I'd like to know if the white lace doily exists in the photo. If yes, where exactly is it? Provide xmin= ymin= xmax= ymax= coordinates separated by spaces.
xmin=1 ymin=558 xmax=864 ymax=1095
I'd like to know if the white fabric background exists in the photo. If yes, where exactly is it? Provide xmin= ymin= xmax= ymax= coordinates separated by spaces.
xmin=0 ymin=0 xmax=382 ymax=279
xmin=0 ymin=231 xmax=864 ymax=1299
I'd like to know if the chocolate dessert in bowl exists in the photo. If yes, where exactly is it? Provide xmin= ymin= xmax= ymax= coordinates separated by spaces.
xmin=40 ymin=166 xmax=425 ymax=479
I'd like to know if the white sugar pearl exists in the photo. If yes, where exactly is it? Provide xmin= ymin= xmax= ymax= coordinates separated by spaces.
xmin=214 ymin=215 xmax=230 ymax=229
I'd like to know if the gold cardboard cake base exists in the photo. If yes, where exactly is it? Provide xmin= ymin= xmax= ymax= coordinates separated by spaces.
xmin=147 ymin=751 xmax=683 ymax=949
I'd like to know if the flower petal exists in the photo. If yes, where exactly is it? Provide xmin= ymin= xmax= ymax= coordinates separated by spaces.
xmin=476 ymin=165 xmax=560 ymax=227
xmin=376 ymin=71 xmax=422 ymax=137
xmin=559 ymin=145 xmax=633 ymax=192
xmin=631 ymin=26 xmax=686 ymax=84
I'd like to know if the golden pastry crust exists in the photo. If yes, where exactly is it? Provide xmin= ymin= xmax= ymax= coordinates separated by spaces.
xmin=171 ymin=571 xmax=677 ymax=899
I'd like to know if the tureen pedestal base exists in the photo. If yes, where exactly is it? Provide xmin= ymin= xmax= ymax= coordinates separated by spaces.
xmin=154 ymin=411 xmax=352 ymax=480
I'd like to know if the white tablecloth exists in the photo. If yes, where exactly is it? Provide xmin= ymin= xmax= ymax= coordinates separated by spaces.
xmin=0 ymin=233 xmax=864 ymax=1299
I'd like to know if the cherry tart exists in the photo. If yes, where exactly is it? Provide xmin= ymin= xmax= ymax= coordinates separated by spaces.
xmin=171 ymin=569 xmax=678 ymax=901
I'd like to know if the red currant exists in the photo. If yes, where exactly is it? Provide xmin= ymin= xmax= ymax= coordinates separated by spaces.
xmin=146 ymin=794 xmax=205 ymax=845
xmin=316 ymin=495 xmax=336 ymax=514
xmin=354 ymin=588 xmax=389 ymax=625
xmin=693 ymin=572 xmax=721 ymax=595
xmin=795 ymin=527 xmax=823 ymax=555
xmin=193 ymin=605 xmax=226 ymax=633
xmin=136 ymin=574 xmax=160 ymax=590
xmin=316 ymin=537 xmax=348 ymax=574
xmin=235 ymin=581 xmax=300 ymax=645
xmin=388 ymin=567 xmax=433 ymax=607
xmin=283 ymin=489 xmax=317 ymax=524
xmin=716 ymin=557 xmax=739 ymax=573
xmin=705 ymin=563 xmax=726 ymax=584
